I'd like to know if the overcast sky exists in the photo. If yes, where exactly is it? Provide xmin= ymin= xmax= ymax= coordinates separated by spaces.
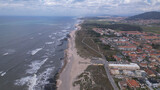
xmin=0 ymin=0 xmax=160 ymax=16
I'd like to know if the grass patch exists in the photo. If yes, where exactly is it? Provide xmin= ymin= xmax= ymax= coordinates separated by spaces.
xmin=73 ymin=65 xmax=113 ymax=90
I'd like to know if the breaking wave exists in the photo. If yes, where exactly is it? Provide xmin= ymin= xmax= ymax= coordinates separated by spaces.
xmin=28 ymin=48 xmax=43 ymax=55
xmin=26 ymin=58 xmax=48 ymax=74
xmin=15 ymin=67 xmax=55 ymax=90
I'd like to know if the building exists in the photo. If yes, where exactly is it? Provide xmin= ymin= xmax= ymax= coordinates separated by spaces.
xmin=123 ymin=70 xmax=135 ymax=76
xmin=126 ymin=79 xmax=140 ymax=89
xmin=119 ymin=31 xmax=142 ymax=36
xmin=115 ymin=41 xmax=130 ymax=46
xmin=93 ymin=28 xmax=104 ymax=35
xmin=139 ymin=63 xmax=148 ymax=68
xmin=109 ymin=63 xmax=140 ymax=70
xmin=135 ymin=70 xmax=146 ymax=77
xmin=118 ymin=46 xmax=137 ymax=51
xmin=113 ymin=55 xmax=122 ymax=61
xmin=110 ymin=69 xmax=120 ymax=75
xmin=144 ymin=69 xmax=156 ymax=77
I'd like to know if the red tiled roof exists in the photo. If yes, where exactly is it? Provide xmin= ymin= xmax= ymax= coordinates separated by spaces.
xmin=119 ymin=31 xmax=142 ymax=35
xmin=142 ymin=36 xmax=159 ymax=40
xmin=126 ymin=79 xmax=140 ymax=88
xmin=113 ymin=55 xmax=121 ymax=61
xmin=139 ymin=63 xmax=147 ymax=67
xmin=118 ymin=46 xmax=137 ymax=48
xmin=144 ymin=69 xmax=156 ymax=76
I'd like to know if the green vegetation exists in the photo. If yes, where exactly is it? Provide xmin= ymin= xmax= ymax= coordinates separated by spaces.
xmin=73 ymin=65 xmax=113 ymax=90
xmin=85 ymin=20 xmax=115 ymax=25
xmin=126 ymin=11 xmax=160 ymax=20
xmin=142 ymin=26 xmax=160 ymax=34
xmin=82 ymin=22 xmax=143 ymax=31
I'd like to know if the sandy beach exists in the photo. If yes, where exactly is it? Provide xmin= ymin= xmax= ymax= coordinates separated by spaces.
xmin=57 ymin=24 xmax=90 ymax=90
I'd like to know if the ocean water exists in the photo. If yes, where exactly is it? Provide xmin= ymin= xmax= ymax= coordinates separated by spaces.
xmin=0 ymin=16 xmax=78 ymax=90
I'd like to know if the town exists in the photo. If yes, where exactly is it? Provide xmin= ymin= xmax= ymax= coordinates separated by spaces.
xmin=93 ymin=28 xmax=160 ymax=90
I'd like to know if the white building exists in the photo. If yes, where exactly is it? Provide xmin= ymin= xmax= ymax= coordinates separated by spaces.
xmin=109 ymin=63 xmax=140 ymax=70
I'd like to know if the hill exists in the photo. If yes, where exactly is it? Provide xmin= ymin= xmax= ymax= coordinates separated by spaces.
xmin=126 ymin=11 xmax=160 ymax=20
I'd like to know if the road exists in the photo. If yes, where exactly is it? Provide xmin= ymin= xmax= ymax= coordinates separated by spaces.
xmin=104 ymin=59 xmax=119 ymax=90
xmin=82 ymin=37 xmax=119 ymax=90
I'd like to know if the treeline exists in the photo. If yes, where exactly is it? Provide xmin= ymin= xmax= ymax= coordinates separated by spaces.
xmin=82 ymin=23 xmax=143 ymax=31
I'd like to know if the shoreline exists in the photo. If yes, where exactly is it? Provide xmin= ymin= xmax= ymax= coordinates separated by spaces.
xmin=56 ymin=23 xmax=81 ymax=80
xmin=56 ymin=21 xmax=90 ymax=90
xmin=56 ymin=20 xmax=83 ymax=84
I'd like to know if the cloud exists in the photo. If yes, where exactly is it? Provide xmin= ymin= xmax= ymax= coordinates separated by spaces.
xmin=0 ymin=0 xmax=159 ymax=16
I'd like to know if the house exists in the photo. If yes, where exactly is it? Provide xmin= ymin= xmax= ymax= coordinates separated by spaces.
xmin=149 ymin=57 xmax=157 ymax=62
xmin=120 ymin=31 xmax=142 ymax=36
xmin=142 ymin=36 xmax=159 ymax=40
xmin=128 ymin=53 xmax=137 ymax=59
xmin=122 ymin=51 xmax=132 ymax=56
xmin=126 ymin=79 xmax=140 ymax=89
xmin=110 ymin=69 xmax=120 ymax=75
xmin=118 ymin=46 xmax=137 ymax=51
xmin=93 ymin=28 xmax=104 ymax=35
xmin=113 ymin=55 xmax=122 ymax=61
xmin=144 ymin=69 xmax=156 ymax=77
xmin=148 ymin=62 xmax=158 ymax=68
xmin=115 ymin=41 xmax=130 ymax=46
xmin=139 ymin=63 xmax=148 ymax=68
xmin=150 ymin=53 xmax=160 ymax=58
xmin=123 ymin=70 xmax=135 ymax=77
xmin=135 ymin=70 xmax=146 ymax=77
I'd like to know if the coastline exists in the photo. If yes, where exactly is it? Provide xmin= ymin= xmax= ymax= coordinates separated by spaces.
xmin=56 ymin=21 xmax=90 ymax=90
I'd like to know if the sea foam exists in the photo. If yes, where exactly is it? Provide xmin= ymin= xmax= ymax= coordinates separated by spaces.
xmin=45 ymin=42 xmax=54 ymax=45
xmin=30 ymin=48 xmax=42 ymax=55
xmin=28 ymin=74 xmax=37 ymax=90
xmin=33 ymin=67 xmax=55 ymax=90
xmin=0 ymin=71 xmax=6 ymax=76
xmin=38 ymin=33 xmax=42 ymax=35
xmin=3 ymin=53 xmax=9 ymax=56
xmin=26 ymin=58 xmax=48 ymax=74
xmin=15 ymin=76 xmax=32 ymax=86
xmin=3 ymin=49 xmax=16 ymax=55
xmin=15 ymin=67 xmax=55 ymax=90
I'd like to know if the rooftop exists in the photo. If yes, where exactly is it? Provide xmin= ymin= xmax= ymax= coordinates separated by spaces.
xmin=126 ymin=79 xmax=140 ymax=88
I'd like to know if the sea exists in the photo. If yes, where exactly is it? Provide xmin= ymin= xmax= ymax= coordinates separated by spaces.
xmin=0 ymin=16 xmax=78 ymax=90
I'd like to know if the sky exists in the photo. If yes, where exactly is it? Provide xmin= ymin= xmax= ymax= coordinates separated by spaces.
xmin=0 ymin=0 xmax=160 ymax=16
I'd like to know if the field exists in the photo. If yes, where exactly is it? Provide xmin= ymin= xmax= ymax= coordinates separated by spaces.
xmin=142 ymin=26 xmax=160 ymax=34
xmin=75 ymin=21 xmax=118 ymax=60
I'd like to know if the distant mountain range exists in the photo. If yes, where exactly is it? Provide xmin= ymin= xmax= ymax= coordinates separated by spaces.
xmin=126 ymin=11 xmax=160 ymax=20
